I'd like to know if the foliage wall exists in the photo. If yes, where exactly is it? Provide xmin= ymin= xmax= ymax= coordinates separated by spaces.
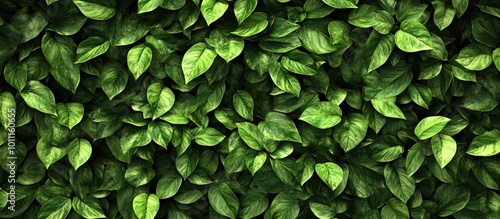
xmin=1 ymin=0 xmax=500 ymax=218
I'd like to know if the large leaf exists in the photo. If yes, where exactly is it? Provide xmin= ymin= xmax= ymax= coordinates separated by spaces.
xmin=322 ymin=0 xmax=357 ymax=9
xmin=265 ymin=192 xmax=300 ymax=219
xmin=371 ymin=97 xmax=406 ymax=119
xmin=233 ymin=90 xmax=254 ymax=121
xmin=299 ymin=101 xmax=342 ymax=129
xmin=41 ymin=32 xmax=80 ymax=93
xmin=434 ymin=184 xmax=470 ymax=216
xmin=333 ymin=113 xmax=368 ymax=152
xmin=128 ymin=43 xmax=153 ymax=80
xmin=231 ymin=12 xmax=269 ymax=37
xmin=67 ymin=138 xmax=92 ymax=170
xmin=20 ymin=81 xmax=57 ymax=116
xmin=384 ymin=163 xmax=415 ymax=203
xmin=208 ymin=183 xmax=240 ymax=218
xmin=395 ymin=20 xmax=433 ymax=52
xmin=75 ymin=36 xmax=110 ymax=64
xmin=269 ymin=63 xmax=301 ymax=97
xmin=3 ymin=59 xmax=27 ymax=91
xmin=194 ymin=127 xmax=226 ymax=146
xmin=147 ymin=83 xmax=175 ymax=120
xmin=455 ymin=43 xmax=493 ymax=71
xmin=56 ymin=102 xmax=84 ymax=129
xmin=206 ymin=29 xmax=244 ymax=62
xmin=0 ymin=92 xmax=16 ymax=130
xmin=156 ymin=171 xmax=183 ymax=199
xmin=467 ymin=129 xmax=500 ymax=157
xmin=234 ymin=0 xmax=258 ymax=24
xmin=101 ymin=62 xmax=129 ymax=100
xmin=414 ymin=116 xmax=451 ymax=140
xmin=431 ymin=134 xmax=456 ymax=168
xmin=182 ymin=42 xmax=217 ymax=83
xmin=37 ymin=197 xmax=72 ymax=219
xmin=72 ymin=0 xmax=116 ymax=20
xmin=258 ymin=112 xmax=302 ymax=143
xmin=132 ymin=193 xmax=160 ymax=219
xmin=72 ymin=197 xmax=106 ymax=218
xmin=315 ymin=162 xmax=344 ymax=191
xmin=201 ymin=0 xmax=229 ymax=25
xmin=281 ymin=49 xmax=317 ymax=75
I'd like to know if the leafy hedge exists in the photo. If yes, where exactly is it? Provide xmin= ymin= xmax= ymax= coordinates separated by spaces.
xmin=1 ymin=0 xmax=500 ymax=218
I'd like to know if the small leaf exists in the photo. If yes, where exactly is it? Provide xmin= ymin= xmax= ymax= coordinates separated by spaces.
xmin=236 ymin=122 xmax=264 ymax=150
xmin=315 ymin=162 xmax=344 ymax=191
xmin=384 ymin=163 xmax=416 ymax=203
xmin=467 ymin=129 xmax=500 ymax=157
xmin=299 ymin=101 xmax=342 ymax=129
xmin=381 ymin=198 xmax=410 ymax=219
xmin=231 ymin=12 xmax=269 ymax=37
xmin=72 ymin=196 xmax=106 ymax=218
xmin=371 ymin=97 xmax=406 ymax=119
xmin=493 ymin=48 xmax=500 ymax=71
xmin=133 ymin=193 xmax=160 ymax=219
xmin=156 ymin=171 xmax=183 ymax=199
xmin=322 ymin=0 xmax=357 ymax=9
xmin=3 ymin=59 xmax=27 ymax=91
xmin=138 ymin=0 xmax=162 ymax=13
xmin=101 ymin=62 xmax=129 ymax=100
xmin=414 ymin=116 xmax=451 ymax=140
xmin=148 ymin=120 xmax=173 ymax=148
xmin=234 ymin=0 xmax=258 ymax=24
xmin=258 ymin=112 xmax=302 ymax=143
xmin=269 ymin=63 xmax=301 ymax=97
xmin=281 ymin=49 xmax=317 ymax=75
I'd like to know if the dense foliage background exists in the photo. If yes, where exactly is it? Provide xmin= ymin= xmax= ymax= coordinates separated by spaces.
xmin=1 ymin=0 xmax=500 ymax=218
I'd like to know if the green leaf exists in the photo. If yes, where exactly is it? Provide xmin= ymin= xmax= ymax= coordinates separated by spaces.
xmin=408 ymin=84 xmax=432 ymax=109
xmin=418 ymin=59 xmax=442 ymax=80
xmin=431 ymin=134 xmax=456 ymax=168
xmin=182 ymin=42 xmax=217 ymax=83
xmin=405 ymin=142 xmax=426 ymax=176
xmin=56 ymin=102 xmax=84 ymax=129
xmin=75 ymin=36 xmax=110 ymax=64
xmin=246 ymin=152 xmax=267 ymax=175
xmin=111 ymin=13 xmax=150 ymax=46
xmin=156 ymin=171 xmax=183 ymax=199
xmin=0 ymin=92 xmax=16 ymax=130
xmin=299 ymin=25 xmax=336 ymax=54
xmin=281 ymin=49 xmax=317 ymax=75
xmin=128 ymin=43 xmax=153 ymax=80
xmin=3 ymin=59 xmax=27 ymax=91
xmin=270 ymin=158 xmax=296 ymax=185
xmin=371 ymin=97 xmax=406 ymax=119
xmin=119 ymin=126 xmax=152 ymax=153
xmin=179 ymin=2 xmax=199 ymax=30
xmin=315 ymin=162 xmax=344 ymax=191
xmin=234 ymin=0 xmax=258 ymax=24
xmin=148 ymin=120 xmax=173 ymax=148
xmin=299 ymin=101 xmax=342 ymax=129
xmin=414 ymin=116 xmax=451 ymax=140
xmin=395 ymin=20 xmax=433 ymax=52
xmin=38 ymin=197 xmax=72 ymax=219
xmin=267 ymin=18 xmax=301 ymax=38
xmin=309 ymin=202 xmax=336 ymax=219
xmin=372 ymin=146 xmax=404 ymax=162
xmin=72 ymin=0 xmax=116 ymax=20
xmin=231 ymin=12 xmax=269 ymax=37
xmin=265 ymin=192 xmax=300 ymax=219
xmin=460 ymin=84 xmax=498 ymax=112
xmin=20 ymin=81 xmax=56 ymax=116
xmin=194 ymin=127 xmax=226 ymax=146
xmin=432 ymin=0 xmax=456 ymax=30
xmin=236 ymin=122 xmax=264 ymax=150
xmin=9 ymin=8 xmax=47 ymax=43
xmin=381 ymin=198 xmax=409 ymax=219
xmin=138 ymin=0 xmax=162 ymax=13
xmin=258 ymin=112 xmax=302 ymax=143
xmin=132 ymin=193 xmax=160 ymax=219
xmin=67 ymin=138 xmax=92 ymax=170
xmin=208 ymin=183 xmax=239 ymax=219
xmin=41 ymin=32 xmax=80 ymax=93
xmin=384 ymin=163 xmax=416 ymax=203
xmin=434 ymin=184 xmax=470 ymax=216
xmin=455 ymin=43 xmax=493 ymax=71
xmin=333 ymin=113 xmax=368 ymax=152
xmin=269 ymin=63 xmax=301 ymax=97
xmin=160 ymin=0 xmax=185 ymax=10
xmin=467 ymin=129 xmax=500 ymax=157
xmin=176 ymin=148 xmax=199 ymax=179
xmin=125 ymin=160 xmax=156 ymax=187
xmin=452 ymin=0 xmax=468 ymax=17
xmin=493 ymin=48 xmax=500 ymax=71
xmin=206 ymin=29 xmax=244 ymax=62
xmin=147 ymin=83 xmax=175 ymax=120
xmin=201 ymin=0 xmax=229 ymax=25
xmin=365 ymin=33 xmax=395 ymax=73
xmin=233 ymin=90 xmax=254 ymax=121
xmin=322 ymin=0 xmax=357 ymax=9
xmin=101 ymin=62 xmax=129 ymax=100
xmin=72 ymin=196 xmax=106 ymax=218
xmin=239 ymin=188 xmax=269 ymax=219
